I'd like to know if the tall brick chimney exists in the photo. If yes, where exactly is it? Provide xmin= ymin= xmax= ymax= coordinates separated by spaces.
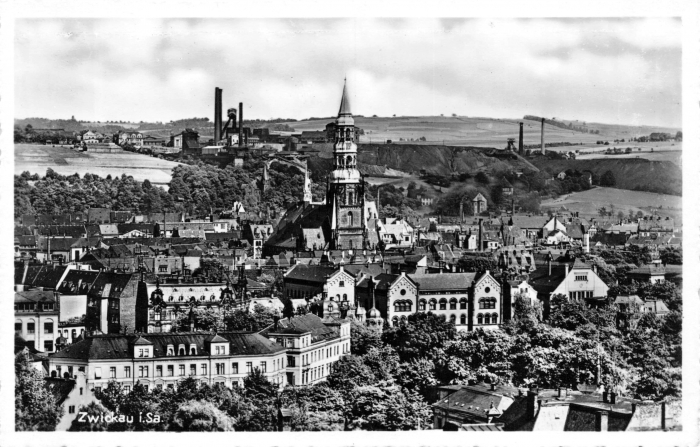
xmin=238 ymin=102 xmax=244 ymax=147
xmin=540 ymin=118 xmax=545 ymax=154
xmin=214 ymin=87 xmax=222 ymax=144
xmin=518 ymin=122 xmax=524 ymax=155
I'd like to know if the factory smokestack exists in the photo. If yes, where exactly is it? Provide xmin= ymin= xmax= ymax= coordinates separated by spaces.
xmin=519 ymin=122 xmax=524 ymax=155
xmin=214 ymin=88 xmax=222 ymax=145
xmin=541 ymin=118 xmax=545 ymax=155
xmin=238 ymin=102 xmax=243 ymax=147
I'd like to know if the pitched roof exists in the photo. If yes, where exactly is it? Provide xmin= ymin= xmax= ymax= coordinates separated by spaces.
xmin=284 ymin=264 xmax=337 ymax=283
xmin=409 ymin=272 xmax=477 ymax=291
xmin=44 ymin=378 xmax=76 ymax=405
xmin=266 ymin=313 xmax=339 ymax=343
xmin=52 ymin=331 xmax=284 ymax=360
xmin=338 ymin=80 xmax=351 ymax=116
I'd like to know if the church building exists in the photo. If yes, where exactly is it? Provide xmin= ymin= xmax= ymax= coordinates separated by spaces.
xmin=264 ymin=80 xmax=376 ymax=255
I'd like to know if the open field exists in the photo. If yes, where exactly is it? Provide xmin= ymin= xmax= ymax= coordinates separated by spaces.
xmin=286 ymin=115 xmax=681 ymax=149
xmin=14 ymin=144 xmax=180 ymax=187
xmin=541 ymin=187 xmax=682 ymax=222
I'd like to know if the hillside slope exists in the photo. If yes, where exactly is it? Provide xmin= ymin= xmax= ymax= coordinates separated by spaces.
xmin=531 ymin=158 xmax=681 ymax=196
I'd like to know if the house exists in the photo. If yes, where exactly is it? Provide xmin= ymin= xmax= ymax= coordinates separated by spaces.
xmin=171 ymin=129 xmax=201 ymax=155
xmin=472 ymin=193 xmax=488 ymax=215
xmin=243 ymin=224 xmax=274 ymax=259
xmin=528 ymin=258 xmax=609 ymax=313
xmin=497 ymin=387 xmax=681 ymax=431
xmin=84 ymin=272 xmax=142 ymax=334
xmin=409 ymin=271 xmax=505 ymax=331
xmin=49 ymin=332 xmax=287 ymax=392
xmin=283 ymin=264 xmax=338 ymax=301
xmin=45 ymin=373 xmax=97 ymax=430
xmin=433 ymin=383 xmax=520 ymax=429
xmin=15 ymin=290 xmax=61 ymax=352
xmin=113 ymin=131 xmax=144 ymax=147
xmin=142 ymin=135 xmax=167 ymax=146
xmin=627 ymin=260 xmax=666 ymax=284
xmin=261 ymin=313 xmax=351 ymax=386
xmin=144 ymin=278 xmax=246 ymax=333
xmin=501 ymin=178 xmax=514 ymax=196
xmin=377 ymin=218 xmax=415 ymax=247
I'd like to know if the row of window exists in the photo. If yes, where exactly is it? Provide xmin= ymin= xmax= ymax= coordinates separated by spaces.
xmin=569 ymin=291 xmax=594 ymax=300
xmin=15 ymin=303 xmax=55 ymax=312
xmin=391 ymin=313 xmax=500 ymax=326
xmin=97 ymin=359 xmax=282 ymax=380
xmin=15 ymin=321 xmax=53 ymax=334
xmin=301 ymin=363 xmax=331 ymax=384
xmin=417 ymin=298 xmax=468 ymax=311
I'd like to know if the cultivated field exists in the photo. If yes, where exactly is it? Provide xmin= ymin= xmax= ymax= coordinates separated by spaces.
xmin=286 ymin=116 xmax=681 ymax=149
xmin=14 ymin=144 xmax=180 ymax=187
xmin=541 ymin=187 xmax=682 ymax=221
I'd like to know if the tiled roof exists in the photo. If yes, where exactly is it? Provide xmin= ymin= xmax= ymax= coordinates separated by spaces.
xmin=628 ymin=264 xmax=666 ymax=276
xmin=58 ymin=270 xmax=100 ymax=294
xmin=284 ymin=264 xmax=337 ymax=283
xmin=409 ymin=272 xmax=477 ymax=291
xmin=265 ymin=313 xmax=339 ymax=343
xmin=44 ymin=378 xmax=76 ymax=405
xmin=52 ymin=331 xmax=284 ymax=360
xmin=15 ymin=290 xmax=57 ymax=304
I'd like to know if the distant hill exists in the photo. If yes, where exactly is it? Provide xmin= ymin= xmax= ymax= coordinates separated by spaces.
xmin=284 ymin=115 xmax=681 ymax=148
xmin=531 ymin=157 xmax=681 ymax=196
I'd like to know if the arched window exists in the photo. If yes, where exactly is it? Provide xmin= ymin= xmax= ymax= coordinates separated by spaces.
xmin=348 ymin=191 xmax=354 ymax=204
xmin=392 ymin=316 xmax=399 ymax=326
xmin=477 ymin=314 xmax=483 ymax=325
xmin=491 ymin=313 xmax=498 ymax=325
xmin=484 ymin=314 xmax=491 ymax=325
xmin=419 ymin=299 xmax=427 ymax=311
xmin=400 ymin=316 xmax=407 ymax=324
xmin=439 ymin=299 xmax=447 ymax=310
xmin=348 ymin=211 xmax=354 ymax=226
xmin=449 ymin=314 xmax=456 ymax=323
xmin=460 ymin=298 xmax=468 ymax=309
xmin=460 ymin=314 xmax=467 ymax=325
xmin=429 ymin=299 xmax=437 ymax=310
xmin=343 ymin=294 xmax=347 ymax=301
xmin=449 ymin=298 xmax=457 ymax=310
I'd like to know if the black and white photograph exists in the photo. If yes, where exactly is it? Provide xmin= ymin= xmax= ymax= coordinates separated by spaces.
xmin=2 ymin=0 xmax=698 ymax=444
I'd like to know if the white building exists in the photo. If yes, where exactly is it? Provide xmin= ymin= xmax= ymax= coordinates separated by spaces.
xmin=15 ymin=290 xmax=61 ymax=352
xmin=263 ymin=313 xmax=351 ymax=386
xmin=49 ymin=332 xmax=287 ymax=392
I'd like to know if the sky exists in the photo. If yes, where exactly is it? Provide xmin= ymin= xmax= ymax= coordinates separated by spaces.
xmin=14 ymin=18 xmax=682 ymax=128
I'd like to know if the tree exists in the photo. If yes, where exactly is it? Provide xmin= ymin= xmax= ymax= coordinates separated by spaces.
xmin=171 ymin=400 xmax=235 ymax=431
xmin=15 ymin=352 xmax=63 ymax=431
xmin=382 ymin=312 xmax=458 ymax=363
xmin=327 ymin=355 xmax=377 ymax=392
xmin=344 ymin=382 xmax=431 ymax=431
xmin=600 ymin=170 xmax=616 ymax=187
xmin=475 ymin=172 xmax=489 ymax=184
xmin=349 ymin=319 xmax=383 ymax=355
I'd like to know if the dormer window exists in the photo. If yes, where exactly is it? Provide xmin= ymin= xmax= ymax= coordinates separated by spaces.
xmin=178 ymin=344 xmax=186 ymax=356
xmin=167 ymin=344 xmax=174 ymax=356
xmin=189 ymin=344 xmax=197 ymax=355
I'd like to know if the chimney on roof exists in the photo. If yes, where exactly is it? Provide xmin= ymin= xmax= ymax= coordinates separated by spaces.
xmin=526 ymin=387 xmax=539 ymax=420
xmin=238 ymin=102 xmax=244 ymax=148
xmin=595 ymin=411 xmax=609 ymax=432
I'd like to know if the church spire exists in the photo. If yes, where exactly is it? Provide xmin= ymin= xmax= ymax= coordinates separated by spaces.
xmin=338 ymin=78 xmax=351 ymax=117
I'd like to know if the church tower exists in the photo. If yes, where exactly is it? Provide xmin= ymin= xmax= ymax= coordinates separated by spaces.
xmin=303 ymin=159 xmax=313 ymax=204
xmin=328 ymin=79 xmax=365 ymax=250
